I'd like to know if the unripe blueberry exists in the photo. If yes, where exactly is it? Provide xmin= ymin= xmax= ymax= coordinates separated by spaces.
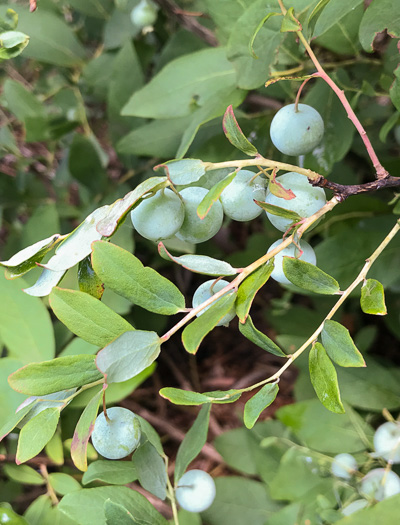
xmin=270 ymin=103 xmax=324 ymax=156
xmin=373 ymin=421 xmax=400 ymax=464
xmin=267 ymin=239 xmax=316 ymax=286
xmin=331 ymin=453 xmax=358 ymax=480
xmin=265 ymin=172 xmax=326 ymax=232
xmin=175 ymin=469 xmax=216 ymax=513
xmin=91 ymin=407 xmax=141 ymax=460
xmin=176 ymin=187 xmax=223 ymax=244
xmin=341 ymin=499 xmax=368 ymax=516
xmin=130 ymin=188 xmax=185 ymax=242
xmin=360 ymin=468 xmax=400 ymax=501
xmin=130 ymin=0 xmax=158 ymax=28
xmin=220 ymin=170 xmax=266 ymax=222
xmin=192 ymin=279 xmax=236 ymax=327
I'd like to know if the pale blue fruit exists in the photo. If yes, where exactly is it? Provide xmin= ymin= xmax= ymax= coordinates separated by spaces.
xmin=220 ymin=170 xmax=266 ymax=222
xmin=270 ymin=103 xmax=324 ymax=156
xmin=176 ymin=187 xmax=223 ymax=244
xmin=130 ymin=188 xmax=185 ymax=242
xmin=91 ymin=407 xmax=141 ymax=460
xmin=360 ymin=468 xmax=400 ymax=501
xmin=192 ymin=279 xmax=235 ymax=327
xmin=265 ymin=172 xmax=326 ymax=232
xmin=331 ymin=453 xmax=358 ymax=480
xmin=373 ymin=421 xmax=400 ymax=464
xmin=130 ymin=0 xmax=158 ymax=28
xmin=267 ymin=239 xmax=316 ymax=286
xmin=176 ymin=470 xmax=216 ymax=513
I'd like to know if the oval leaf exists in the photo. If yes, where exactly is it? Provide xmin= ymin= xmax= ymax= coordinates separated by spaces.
xmin=238 ymin=316 xmax=286 ymax=357
xmin=104 ymin=501 xmax=136 ymax=525
xmin=132 ymin=442 xmax=167 ymax=500
xmin=154 ymin=158 xmax=205 ymax=185
xmin=255 ymin=200 xmax=303 ymax=221
xmin=244 ymin=383 xmax=279 ymax=429
xmin=360 ymin=279 xmax=387 ymax=315
xmin=197 ymin=171 xmax=237 ymax=219
xmin=236 ymin=261 xmax=274 ymax=322
xmin=82 ymin=460 xmax=138 ymax=486
xmin=159 ymin=387 xmax=241 ymax=406
xmin=16 ymin=407 xmax=60 ymax=464
xmin=309 ymin=342 xmax=345 ymax=414
xmin=321 ymin=320 xmax=366 ymax=368
xmin=222 ymin=105 xmax=258 ymax=156
xmin=282 ymin=258 xmax=340 ymax=295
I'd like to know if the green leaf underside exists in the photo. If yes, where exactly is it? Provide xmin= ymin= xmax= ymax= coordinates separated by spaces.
xmin=238 ymin=316 xmax=286 ymax=357
xmin=244 ymin=383 xmax=279 ymax=429
xmin=282 ymin=258 xmax=340 ymax=295
xmin=9 ymin=355 xmax=103 ymax=396
xmin=236 ymin=261 xmax=274 ymax=322
xmin=321 ymin=320 xmax=365 ymax=368
xmin=3 ymin=464 xmax=45 ymax=485
xmin=197 ymin=171 xmax=238 ymax=219
xmin=96 ymin=330 xmax=161 ymax=383
xmin=104 ymin=500 xmax=136 ymax=525
xmin=158 ymin=243 xmax=237 ymax=276
xmin=182 ymin=293 xmax=237 ymax=354
xmin=159 ymin=387 xmax=241 ymax=406
xmin=92 ymin=241 xmax=185 ymax=315
xmin=360 ymin=279 xmax=387 ymax=315
xmin=222 ymin=105 xmax=258 ymax=155
xmin=174 ymin=404 xmax=211 ymax=483
xmin=49 ymin=287 xmax=134 ymax=347
xmin=82 ymin=460 xmax=138 ymax=486
xmin=16 ymin=407 xmax=60 ymax=464
xmin=71 ymin=388 xmax=103 ymax=472
xmin=309 ymin=342 xmax=345 ymax=414
xmin=154 ymin=158 xmax=205 ymax=185
xmin=132 ymin=442 xmax=167 ymax=500
xmin=136 ymin=416 xmax=164 ymax=456
xmin=0 ymin=402 xmax=38 ymax=442
xmin=255 ymin=200 xmax=303 ymax=221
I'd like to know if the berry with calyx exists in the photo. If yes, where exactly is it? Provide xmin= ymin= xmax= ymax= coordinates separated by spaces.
xmin=91 ymin=407 xmax=141 ymax=460
xmin=373 ymin=421 xmax=400 ymax=464
xmin=265 ymin=172 xmax=326 ymax=232
xmin=192 ymin=279 xmax=236 ymax=327
xmin=220 ymin=170 xmax=266 ymax=222
xmin=331 ymin=453 xmax=358 ymax=480
xmin=175 ymin=469 xmax=216 ymax=513
xmin=267 ymin=239 xmax=316 ymax=286
xmin=270 ymin=103 xmax=324 ymax=156
xmin=360 ymin=468 xmax=400 ymax=501
xmin=130 ymin=0 xmax=158 ymax=28
xmin=130 ymin=188 xmax=185 ymax=242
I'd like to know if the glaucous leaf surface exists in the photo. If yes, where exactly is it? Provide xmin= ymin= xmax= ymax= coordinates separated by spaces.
xmin=82 ymin=460 xmax=138 ymax=486
xmin=132 ymin=442 xmax=167 ymax=500
xmin=155 ymin=158 xmax=205 ymax=185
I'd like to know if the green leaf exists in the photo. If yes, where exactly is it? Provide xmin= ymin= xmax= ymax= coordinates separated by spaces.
xmin=307 ymin=0 xmax=332 ymax=37
xmin=0 ymin=402 xmax=37 ymax=442
xmin=58 ymin=486 xmax=168 ymax=525
xmin=197 ymin=171 xmax=238 ymax=219
xmin=182 ymin=293 xmax=237 ymax=354
xmin=82 ymin=460 xmax=138 ymax=486
xmin=309 ymin=342 xmax=345 ymax=414
xmin=282 ymin=258 xmax=340 ymax=295
xmin=222 ymin=105 xmax=258 ymax=156
xmin=8 ymin=355 xmax=103 ymax=396
xmin=254 ymin=200 xmax=303 ymax=222
xmin=160 ymin=387 xmax=241 ymax=406
xmin=281 ymin=7 xmax=302 ymax=32
xmin=248 ymin=11 xmax=281 ymax=58
xmin=244 ymin=383 xmax=279 ymax=429
xmin=78 ymin=256 xmax=104 ymax=300
xmin=360 ymin=279 xmax=387 ymax=315
xmin=174 ymin=404 xmax=211 ymax=483
xmin=359 ymin=0 xmax=400 ymax=51
xmin=92 ymin=241 xmax=185 ymax=315
xmin=45 ymin=429 xmax=64 ymax=466
xmin=96 ymin=330 xmax=161 ymax=383
xmin=48 ymin=473 xmax=81 ymax=496
xmin=0 ymin=273 xmax=55 ymax=364
xmin=3 ymin=464 xmax=45 ymax=485
xmin=49 ymin=287 xmax=134 ymax=347
xmin=135 ymin=416 xmax=164 ymax=456
xmin=16 ymin=407 xmax=60 ymax=464
xmin=71 ymin=388 xmax=103 ymax=472
xmin=158 ymin=243 xmax=238 ymax=277
xmin=104 ymin=501 xmax=135 ymax=525
xmin=154 ymin=159 xmax=206 ymax=185
xmin=321 ymin=320 xmax=366 ymax=368
xmin=3 ymin=79 xmax=45 ymax=123
xmin=238 ymin=316 xmax=286 ymax=358
xmin=122 ymin=47 xmax=237 ymax=119
xmin=335 ymin=493 xmax=400 ymax=524
xmin=68 ymin=134 xmax=107 ymax=192
xmin=67 ymin=0 xmax=112 ymax=19
xmin=390 ymin=66 xmax=400 ymax=113
xmin=23 ymin=268 xmax=66 ymax=298
xmin=0 ymin=358 xmax=27 ymax=434
xmin=236 ymin=262 xmax=274 ymax=323
xmin=132 ymin=442 xmax=167 ymax=500
xmin=268 ymin=178 xmax=295 ymax=200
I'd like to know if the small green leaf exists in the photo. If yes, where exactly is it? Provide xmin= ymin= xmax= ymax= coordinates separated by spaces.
xmin=82 ymin=460 xmax=138 ymax=486
xmin=238 ymin=316 xmax=286 ymax=357
xmin=158 ymin=243 xmax=237 ymax=277
xmin=197 ymin=171 xmax=237 ymax=219
xmin=136 ymin=416 xmax=164 ymax=456
xmin=360 ymin=279 xmax=387 ymax=315
xmin=3 ymin=464 xmax=45 ymax=485
xmin=92 ymin=241 xmax=185 ymax=315
xmin=48 ymin=473 xmax=81 ymax=496
xmin=71 ymin=387 xmax=103 ymax=472
xmin=104 ymin=500 xmax=136 ymax=525
xmin=16 ymin=407 xmax=60 ymax=464
xmin=49 ymin=287 xmax=134 ymax=347
xmin=174 ymin=404 xmax=211 ymax=483
xmin=154 ymin=159 xmax=205 ymax=185
xmin=96 ymin=331 xmax=161 ymax=383
xmin=309 ymin=342 xmax=345 ymax=414
xmin=8 ymin=355 xmax=104 ymax=396
xmin=0 ymin=402 xmax=38 ymax=442
xmin=78 ymin=256 xmax=104 ymax=300
xmin=254 ymin=200 xmax=303 ymax=222
xmin=236 ymin=261 xmax=274 ymax=322
xmin=308 ymin=0 xmax=332 ymax=37
xmin=321 ymin=320 xmax=366 ymax=368
xmin=243 ymin=383 xmax=279 ymax=429
xmin=281 ymin=7 xmax=302 ymax=32
xmin=132 ymin=442 xmax=167 ymax=500
xmin=45 ymin=428 xmax=64 ymax=465
xmin=222 ymin=105 xmax=258 ymax=156
xmin=182 ymin=293 xmax=237 ymax=354
xmin=282 ymin=258 xmax=340 ymax=295
xmin=159 ymin=387 xmax=241 ymax=406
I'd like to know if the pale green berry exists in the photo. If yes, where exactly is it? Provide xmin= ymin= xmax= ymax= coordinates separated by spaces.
xmin=220 ymin=170 xmax=266 ymax=222
xmin=331 ymin=453 xmax=358 ymax=480
xmin=192 ymin=279 xmax=235 ymax=327
xmin=176 ymin=469 xmax=216 ymax=513
xmin=360 ymin=468 xmax=400 ymax=501
xmin=267 ymin=239 xmax=316 ymax=286
xmin=130 ymin=0 xmax=158 ymax=28
xmin=373 ymin=421 xmax=400 ymax=464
